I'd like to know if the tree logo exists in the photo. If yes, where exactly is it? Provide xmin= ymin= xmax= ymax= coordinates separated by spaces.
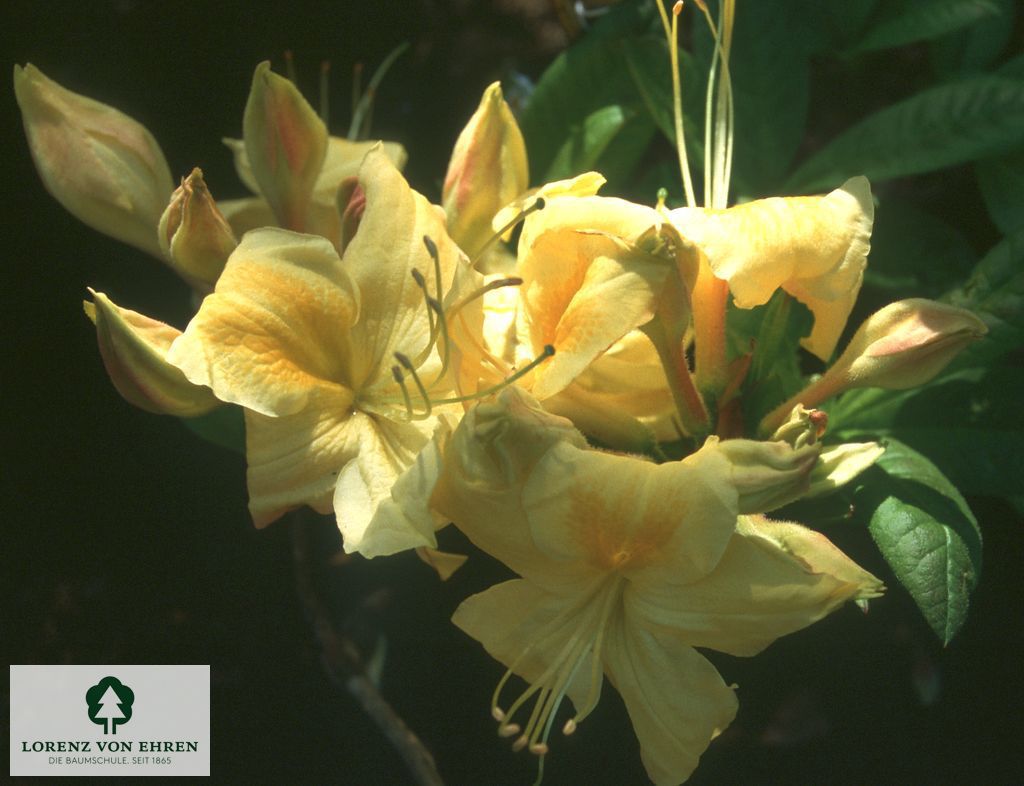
xmin=85 ymin=676 xmax=135 ymax=735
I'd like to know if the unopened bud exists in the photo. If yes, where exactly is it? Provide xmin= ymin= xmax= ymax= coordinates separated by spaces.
xmin=158 ymin=168 xmax=237 ymax=290
xmin=443 ymin=82 xmax=528 ymax=258
xmin=831 ymin=298 xmax=987 ymax=390
xmin=713 ymin=436 xmax=821 ymax=514
xmin=769 ymin=405 xmax=826 ymax=449
xmin=14 ymin=63 xmax=174 ymax=258
xmin=760 ymin=299 xmax=987 ymax=436
xmin=84 ymin=290 xmax=220 ymax=417
xmin=242 ymin=61 xmax=327 ymax=232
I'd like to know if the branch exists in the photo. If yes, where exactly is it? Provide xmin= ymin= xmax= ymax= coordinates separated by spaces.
xmin=290 ymin=512 xmax=445 ymax=786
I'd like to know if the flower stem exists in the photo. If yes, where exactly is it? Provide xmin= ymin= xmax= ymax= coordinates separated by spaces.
xmin=692 ymin=263 xmax=729 ymax=397
xmin=642 ymin=318 xmax=710 ymax=439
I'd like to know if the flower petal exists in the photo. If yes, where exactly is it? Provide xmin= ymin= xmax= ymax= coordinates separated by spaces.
xmin=671 ymin=177 xmax=873 ymax=360
xmin=452 ymin=578 xmax=596 ymax=713
xmin=519 ymin=230 xmax=668 ymax=400
xmin=243 ymin=387 xmax=361 ymax=526
xmin=522 ymin=438 xmax=738 ymax=584
xmin=334 ymin=411 xmax=435 ymax=554
xmin=85 ymin=291 xmax=220 ymax=417
xmin=315 ymin=137 xmax=407 ymax=203
xmin=168 ymin=228 xmax=359 ymax=417
xmin=627 ymin=515 xmax=883 ymax=657
xmin=341 ymin=148 xmax=468 ymax=389
xmin=603 ymin=614 xmax=738 ymax=786
xmin=348 ymin=413 xmax=455 ymax=558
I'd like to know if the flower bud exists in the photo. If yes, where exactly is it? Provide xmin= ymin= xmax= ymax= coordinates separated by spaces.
xmin=84 ymin=290 xmax=220 ymax=417
xmin=242 ymin=61 xmax=327 ymax=232
xmin=443 ymin=82 xmax=528 ymax=258
xmin=158 ymin=168 xmax=237 ymax=290
xmin=768 ymin=404 xmax=827 ymax=449
xmin=14 ymin=63 xmax=174 ymax=258
xmin=830 ymin=298 xmax=987 ymax=390
xmin=712 ymin=435 xmax=821 ymax=514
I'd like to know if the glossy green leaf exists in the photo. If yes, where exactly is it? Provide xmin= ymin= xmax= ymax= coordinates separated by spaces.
xmin=930 ymin=0 xmax=1016 ymax=76
xmin=863 ymin=198 xmax=976 ymax=299
xmin=520 ymin=5 xmax=656 ymax=188
xmin=544 ymin=105 xmax=629 ymax=182
xmin=975 ymin=147 xmax=1024 ymax=235
xmin=786 ymin=76 xmax=1024 ymax=192
xmin=944 ymin=227 xmax=1024 ymax=363
xmin=861 ymin=439 xmax=981 ymax=644
xmin=851 ymin=0 xmax=1001 ymax=53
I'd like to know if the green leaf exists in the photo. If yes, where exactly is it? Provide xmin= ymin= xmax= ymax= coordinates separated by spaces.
xmin=544 ymin=105 xmax=631 ymax=182
xmin=786 ymin=76 xmax=1024 ymax=192
xmin=860 ymin=438 xmax=981 ymax=644
xmin=930 ymin=0 xmax=1016 ymax=76
xmin=944 ymin=227 xmax=1024 ymax=362
xmin=831 ymin=366 xmax=1024 ymax=500
xmin=520 ymin=6 xmax=657 ymax=189
xmin=851 ymin=0 xmax=1002 ymax=53
xmin=864 ymin=197 xmax=977 ymax=298
xmin=805 ymin=0 xmax=882 ymax=51
xmin=975 ymin=147 xmax=1024 ymax=235
xmin=181 ymin=406 xmax=245 ymax=455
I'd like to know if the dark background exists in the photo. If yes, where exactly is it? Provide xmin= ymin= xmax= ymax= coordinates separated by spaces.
xmin=3 ymin=1 xmax=1023 ymax=784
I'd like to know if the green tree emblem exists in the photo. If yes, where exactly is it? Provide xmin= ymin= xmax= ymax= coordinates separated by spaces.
xmin=86 ymin=676 xmax=134 ymax=734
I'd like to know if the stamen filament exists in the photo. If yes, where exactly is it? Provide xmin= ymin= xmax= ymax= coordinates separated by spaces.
xmin=430 ymin=345 xmax=554 ymax=406
xmin=283 ymin=49 xmax=297 ymax=85
xmin=390 ymin=365 xmax=416 ymax=420
xmin=656 ymin=1 xmax=697 ymax=207
xmin=394 ymin=352 xmax=432 ymax=418
xmin=351 ymin=62 xmax=363 ymax=120
xmin=348 ymin=42 xmax=408 ymax=140
xmin=469 ymin=197 xmax=546 ymax=270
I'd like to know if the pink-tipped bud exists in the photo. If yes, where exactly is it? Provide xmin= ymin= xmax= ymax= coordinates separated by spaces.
xmin=84 ymin=291 xmax=220 ymax=417
xmin=242 ymin=61 xmax=327 ymax=232
xmin=832 ymin=298 xmax=987 ymax=391
xmin=14 ymin=64 xmax=174 ymax=258
xmin=442 ymin=82 xmax=528 ymax=258
xmin=158 ymin=168 xmax=237 ymax=290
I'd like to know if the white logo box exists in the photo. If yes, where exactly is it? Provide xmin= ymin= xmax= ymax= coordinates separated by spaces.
xmin=10 ymin=665 xmax=210 ymax=777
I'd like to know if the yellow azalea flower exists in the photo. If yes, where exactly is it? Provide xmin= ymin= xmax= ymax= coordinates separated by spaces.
xmin=14 ymin=63 xmax=174 ymax=259
xmin=472 ymin=185 xmax=686 ymax=447
xmin=221 ymin=63 xmax=407 ymax=247
xmin=670 ymin=176 xmax=874 ymax=361
xmin=83 ymin=291 xmax=220 ymax=417
xmin=430 ymin=389 xmax=881 ymax=785
xmin=166 ymin=148 xmax=480 ymax=550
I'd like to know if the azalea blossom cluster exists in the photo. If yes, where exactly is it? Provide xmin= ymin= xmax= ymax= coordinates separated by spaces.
xmin=15 ymin=4 xmax=987 ymax=782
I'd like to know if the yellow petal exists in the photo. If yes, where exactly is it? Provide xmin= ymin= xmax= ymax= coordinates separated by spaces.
xmin=338 ymin=412 xmax=445 ymax=557
xmin=443 ymin=82 xmax=529 ymax=258
xmin=452 ymin=579 xmax=595 ymax=712
xmin=217 ymin=196 xmax=276 ymax=237
xmin=522 ymin=438 xmax=739 ymax=585
xmin=315 ymin=137 xmax=407 ymax=203
xmin=806 ymin=442 xmax=885 ymax=496
xmin=243 ymin=391 xmax=362 ymax=526
xmin=627 ymin=515 xmax=883 ymax=657
xmin=415 ymin=547 xmax=467 ymax=581
xmin=341 ymin=147 xmax=469 ymax=389
xmin=603 ymin=615 xmax=738 ymax=786
xmin=85 ymin=291 xmax=219 ymax=417
xmin=15 ymin=64 xmax=173 ymax=258
xmin=671 ymin=176 xmax=874 ymax=360
xmin=242 ymin=61 xmax=328 ymax=232
xmin=519 ymin=229 xmax=669 ymax=400
xmin=491 ymin=171 xmax=606 ymax=234
xmin=168 ymin=227 xmax=359 ymax=417
xmin=434 ymin=389 xmax=593 ymax=592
